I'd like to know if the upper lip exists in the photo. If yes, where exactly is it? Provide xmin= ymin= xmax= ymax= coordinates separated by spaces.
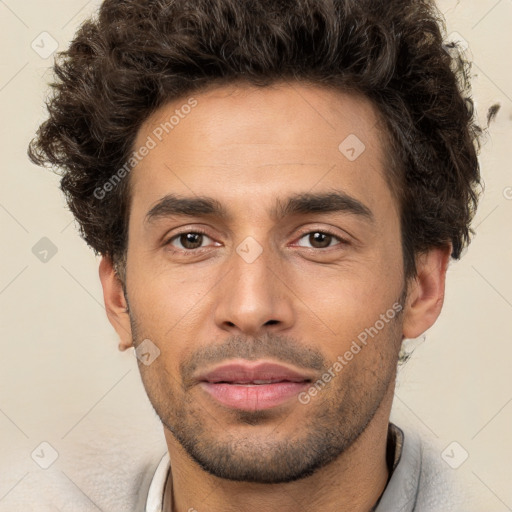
xmin=196 ymin=361 xmax=314 ymax=384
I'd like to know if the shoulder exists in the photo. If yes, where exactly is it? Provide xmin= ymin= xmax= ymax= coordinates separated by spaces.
xmin=376 ymin=423 xmax=483 ymax=512
xmin=0 ymin=427 xmax=166 ymax=512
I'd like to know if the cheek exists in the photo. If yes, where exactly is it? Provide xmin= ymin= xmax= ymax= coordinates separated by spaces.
xmin=287 ymin=252 xmax=403 ymax=342
xmin=128 ymin=256 xmax=210 ymax=323
xmin=126 ymin=261 xmax=223 ymax=376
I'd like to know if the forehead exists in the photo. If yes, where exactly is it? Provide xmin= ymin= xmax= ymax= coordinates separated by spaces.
xmin=129 ymin=82 xmax=394 ymax=221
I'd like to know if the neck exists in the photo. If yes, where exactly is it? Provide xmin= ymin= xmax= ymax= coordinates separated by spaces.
xmin=163 ymin=386 xmax=394 ymax=512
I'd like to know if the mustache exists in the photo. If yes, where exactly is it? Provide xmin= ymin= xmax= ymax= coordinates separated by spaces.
xmin=180 ymin=332 xmax=327 ymax=389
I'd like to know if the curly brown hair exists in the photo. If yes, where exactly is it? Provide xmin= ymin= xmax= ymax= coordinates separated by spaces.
xmin=28 ymin=0 xmax=482 ymax=280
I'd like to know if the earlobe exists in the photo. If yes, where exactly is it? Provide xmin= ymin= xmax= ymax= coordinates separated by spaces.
xmin=402 ymin=245 xmax=452 ymax=340
xmin=98 ymin=256 xmax=133 ymax=351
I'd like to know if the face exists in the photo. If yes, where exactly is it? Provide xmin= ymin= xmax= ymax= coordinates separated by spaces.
xmin=122 ymin=83 xmax=407 ymax=483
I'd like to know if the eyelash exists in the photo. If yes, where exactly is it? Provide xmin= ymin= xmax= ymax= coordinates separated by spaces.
xmin=294 ymin=229 xmax=350 ymax=249
xmin=164 ymin=228 xmax=349 ymax=253
xmin=164 ymin=228 xmax=216 ymax=252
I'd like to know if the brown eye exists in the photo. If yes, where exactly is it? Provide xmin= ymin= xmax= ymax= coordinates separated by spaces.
xmin=296 ymin=231 xmax=343 ymax=249
xmin=310 ymin=232 xmax=332 ymax=248
xmin=168 ymin=232 xmax=212 ymax=250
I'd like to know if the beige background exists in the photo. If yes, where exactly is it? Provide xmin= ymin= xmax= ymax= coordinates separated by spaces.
xmin=1 ymin=0 xmax=511 ymax=510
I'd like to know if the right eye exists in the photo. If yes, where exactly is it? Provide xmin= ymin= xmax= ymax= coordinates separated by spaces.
xmin=165 ymin=230 xmax=218 ymax=252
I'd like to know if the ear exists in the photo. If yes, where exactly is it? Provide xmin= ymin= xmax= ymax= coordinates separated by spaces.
xmin=98 ymin=256 xmax=133 ymax=351
xmin=402 ymin=245 xmax=452 ymax=339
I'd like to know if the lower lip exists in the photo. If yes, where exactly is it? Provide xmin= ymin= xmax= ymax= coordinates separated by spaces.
xmin=200 ymin=381 xmax=309 ymax=410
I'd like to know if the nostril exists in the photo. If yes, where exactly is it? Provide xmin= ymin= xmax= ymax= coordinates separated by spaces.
xmin=265 ymin=320 xmax=279 ymax=326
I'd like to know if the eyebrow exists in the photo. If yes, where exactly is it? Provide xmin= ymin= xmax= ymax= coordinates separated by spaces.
xmin=272 ymin=191 xmax=374 ymax=223
xmin=144 ymin=191 xmax=374 ymax=225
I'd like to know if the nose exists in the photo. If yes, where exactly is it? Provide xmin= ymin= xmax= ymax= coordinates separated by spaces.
xmin=213 ymin=242 xmax=295 ymax=337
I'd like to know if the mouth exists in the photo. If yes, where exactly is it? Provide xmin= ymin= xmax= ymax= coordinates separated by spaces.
xmin=196 ymin=361 xmax=313 ymax=411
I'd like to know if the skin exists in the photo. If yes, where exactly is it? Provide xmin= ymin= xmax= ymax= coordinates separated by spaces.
xmin=99 ymin=82 xmax=451 ymax=512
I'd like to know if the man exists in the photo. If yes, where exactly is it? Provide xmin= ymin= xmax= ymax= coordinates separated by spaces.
xmin=29 ymin=0 xmax=482 ymax=510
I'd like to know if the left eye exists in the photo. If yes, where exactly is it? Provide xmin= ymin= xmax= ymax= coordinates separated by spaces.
xmin=167 ymin=232 xmax=214 ymax=250
xmin=295 ymin=231 xmax=345 ymax=249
